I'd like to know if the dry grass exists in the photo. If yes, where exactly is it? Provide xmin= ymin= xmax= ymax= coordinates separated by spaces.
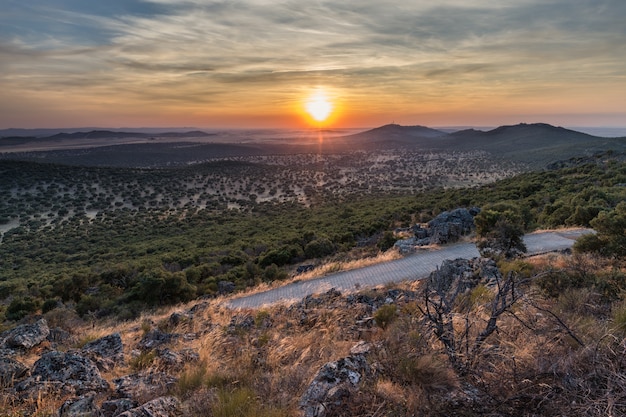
xmin=5 ymin=250 xmax=626 ymax=416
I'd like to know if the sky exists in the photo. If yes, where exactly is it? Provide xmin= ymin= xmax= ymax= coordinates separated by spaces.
xmin=1 ymin=0 xmax=625 ymax=129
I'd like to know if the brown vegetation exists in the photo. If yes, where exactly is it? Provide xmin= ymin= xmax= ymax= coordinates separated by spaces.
xmin=2 ymin=251 xmax=625 ymax=416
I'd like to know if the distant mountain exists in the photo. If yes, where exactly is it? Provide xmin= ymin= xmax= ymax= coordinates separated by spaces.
xmin=341 ymin=122 xmax=626 ymax=168
xmin=44 ymin=130 xmax=215 ymax=140
xmin=337 ymin=124 xmax=447 ymax=149
xmin=359 ymin=124 xmax=448 ymax=138
xmin=2 ymin=123 xmax=625 ymax=169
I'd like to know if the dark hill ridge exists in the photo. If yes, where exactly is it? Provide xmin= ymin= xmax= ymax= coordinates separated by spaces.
xmin=46 ymin=130 xmax=215 ymax=140
xmin=347 ymin=122 xmax=626 ymax=168
xmin=1 ymin=123 xmax=625 ymax=169
xmin=0 ymin=130 xmax=215 ymax=143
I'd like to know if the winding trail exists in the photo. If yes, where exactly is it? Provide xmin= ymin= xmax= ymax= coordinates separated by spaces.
xmin=226 ymin=229 xmax=591 ymax=310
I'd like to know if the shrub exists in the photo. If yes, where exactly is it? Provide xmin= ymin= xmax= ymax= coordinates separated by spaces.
xmin=129 ymin=350 xmax=156 ymax=371
xmin=611 ymin=301 xmax=626 ymax=336
xmin=177 ymin=362 xmax=209 ymax=398
xmin=41 ymin=298 xmax=60 ymax=314
xmin=304 ymin=237 xmax=336 ymax=259
xmin=6 ymin=297 xmax=39 ymax=321
xmin=374 ymin=304 xmax=398 ymax=329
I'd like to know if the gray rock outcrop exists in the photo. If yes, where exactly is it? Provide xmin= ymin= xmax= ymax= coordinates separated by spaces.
xmin=81 ymin=333 xmax=124 ymax=371
xmin=429 ymin=257 xmax=502 ymax=297
xmin=300 ymin=344 xmax=372 ymax=417
xmin=101 ymin=398 xmax=139 ymax=417
xmin=138 ymin=330 xmax=177 ymax=351
xmin=59 ymin=392 xmax=102 ymax=417
xmin=0 ymin=318 xmax=50 ymax=350
xmin=396 ymin=207 xmax=480 ymax=253
xmin=117 ymin=396 xmax=181 ymax=417
xmin=0 ymin=356 xmax=28 ymax=387
xmin=113 ymin=371 xmax=178 ymax=400
xmin=15 ymin=351 xmax=109 ymax=397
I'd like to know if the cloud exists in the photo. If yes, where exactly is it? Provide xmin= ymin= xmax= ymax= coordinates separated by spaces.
xmin=0 ymin=0 xmax=625 ymax=127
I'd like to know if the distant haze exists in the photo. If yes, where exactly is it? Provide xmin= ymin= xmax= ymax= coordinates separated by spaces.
xmin=1 ymin=1 xmax=625 ymax=129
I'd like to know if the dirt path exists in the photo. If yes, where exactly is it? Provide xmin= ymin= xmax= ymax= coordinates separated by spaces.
xmin=225 ymin=229 xmax=592 ymax=309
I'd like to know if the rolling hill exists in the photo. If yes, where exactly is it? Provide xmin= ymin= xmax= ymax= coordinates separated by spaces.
xmin=1 ymin=123 xmax=625 ymax=169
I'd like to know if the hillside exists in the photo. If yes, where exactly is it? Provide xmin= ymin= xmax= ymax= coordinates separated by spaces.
xmin=345 ymin=122 xmax=626 ymax=168
xmin=2 ymin=250 xmax=625 ymax=416
xmin=1 ymin=150 xmax=626 ymax=415
xmin=2 ymin=123 xmax=626 ymax=169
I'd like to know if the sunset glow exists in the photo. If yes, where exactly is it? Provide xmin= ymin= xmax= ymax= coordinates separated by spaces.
xmin=0 ymin=1 xmax=625 ymax=129
xmin=305 ymin=92 xmax=333 ymax=123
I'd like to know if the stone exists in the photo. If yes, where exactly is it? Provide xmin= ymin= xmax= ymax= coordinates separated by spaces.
xmin=396 ymin=208 xmax=479 ymax=250
xmin=0 ymin=356 xmax=28 ymax=387
xmin=48 ymin=327 xmax=77 ymax=347
xmin=101 ymin=398 xmax=139 ymax=417
xmin=218 ymin=280 xmax=236 ymax=295
xmin=300 ymin=350 xmax=371 ymax=417
xmin=0 ymin=318 xmax=50 ymax=350
xmin=296 ymin=264 xmax=315 ymax=274
xmin=81 ymin=333 xmax=124 ymax=371
xmin=226 ymin=314 xmax=255 ymax=334
xmin=117 ymin=396 xmax=181 ymax=417
xmin=113 ymin=371 xmax=178 ymax=400
xmin=58 ymin=392 xmax=102 ymax=417
xmin=427 ymin=207 xmax=478 ymax=245
xmin=155 ymin=348 xmax=198 ymax=371
xmin=429 ymin=257 xmax=502 ymax=297
xmin=137 ymin=330 xmax=177 ymax=351
xmin=15 ymin=351 xmax=109 ymax=397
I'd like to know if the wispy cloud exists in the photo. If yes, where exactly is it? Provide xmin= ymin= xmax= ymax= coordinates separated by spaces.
xmin=1 ymin=0 xmax=625 ymax=127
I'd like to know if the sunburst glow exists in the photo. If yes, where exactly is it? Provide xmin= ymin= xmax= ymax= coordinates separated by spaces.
xmin=305 ymin=93 xmax=333 ymax=122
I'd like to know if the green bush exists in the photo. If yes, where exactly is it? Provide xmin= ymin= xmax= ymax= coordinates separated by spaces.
xmin=6 ymin=297 xmax=39 ymax=321
xmin=374 ymin=304 xmax=398 ymax=329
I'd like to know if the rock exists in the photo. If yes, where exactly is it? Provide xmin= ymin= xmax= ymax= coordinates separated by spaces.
xmin=101 ymin=398 xmax=139 ymax=417
xmin=299 ymin=350 xmax=371 ymax=417
xmin=154 ymin=348 xmax=198 ymax=370
xmin=396 ymin=208 xmax=479 ymax=250
xmin=113 ymin=371 xmax=178 ymax=400
xmin=59 ymin=392 xmax=102 ymax=417
xmin=0 ymin=318 xmax=50 ymax=350
xmin=296 ymin=264 xmax=315 ymax=274
xmin=218 ymin=280 xmax=236 ymax=295
xmin=15 ymin=351 xmax=109 ymax=397
xmin=137 ymin=330 xmax=177 ymax=351
xmin=117 ymin=396 xmax=181 ymax=417
xmin=166 ymin=312 xmax=191 ymax=329
xmin=48 ymin=327 xmax=77 ymax=347
xmin=0 ymin=356 xmax=28 ymax=387
xmin=427 ymin=207 xmax=478 ymax=245
xmin=81 ymin=333 xmax=124 ymax=371
xmin=226 ymin=314 xmax=255 ymax=334
xmin=429 ymin=257 xmax=502 ymax=296
xmin=393 ymin=236 xmax=417 ymax=254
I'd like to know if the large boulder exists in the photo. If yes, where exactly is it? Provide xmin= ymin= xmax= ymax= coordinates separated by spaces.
xmin=117 ymin=396 xmax=181 ymax=417
xmin=15 ymin=351 xmax=109 ymax=397
xmin=0 ymin=356 xmax=28 ymax=387
xmin=58 ymin=392 xmax=102 ymax=417
xmin=427 ymin=207 xmax=479 ymax=245
xmin=299 ymin=345 xmax=371 ymax=417
xmin=429 ymin=257 xmax=502 ymax=296
xmin=101 ymin=398 xmax=139 ymax=417
xmin=137 ymin=330 xmax=177 ymax=351
xmin=0 ymin=318 xmax=50 ymax=350
xmin=81 ymin=333 xmax=124 ymax=371
xmin=113 ymin=371 xmax=178 ymax=400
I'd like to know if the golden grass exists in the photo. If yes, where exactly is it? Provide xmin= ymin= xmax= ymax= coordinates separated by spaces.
xmin=6 ymin=249 xmax=626 ymax=417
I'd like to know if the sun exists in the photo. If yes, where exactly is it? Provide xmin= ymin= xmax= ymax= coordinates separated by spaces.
xmin=305 ymin=92 xmax=333 ymax=122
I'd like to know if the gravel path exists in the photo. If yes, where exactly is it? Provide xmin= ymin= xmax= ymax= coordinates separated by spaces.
xmin=225 ymin=229 xmax=591 ymax=310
